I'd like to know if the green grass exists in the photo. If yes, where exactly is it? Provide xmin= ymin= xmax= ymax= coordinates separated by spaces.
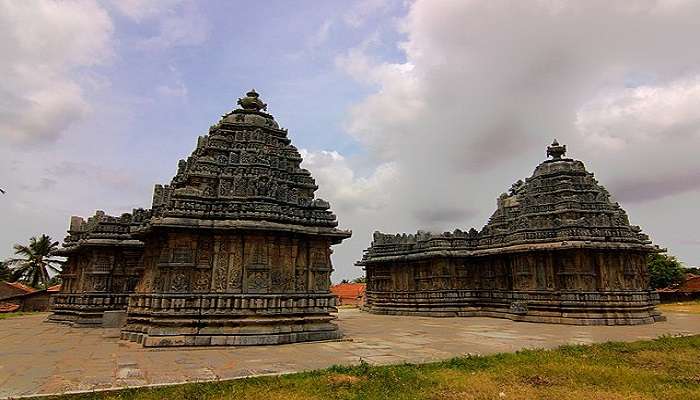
xmin=44 ymin=335 xmax=700 ymax=400
xmin=0 ymin=311 xmax=38 ymax=320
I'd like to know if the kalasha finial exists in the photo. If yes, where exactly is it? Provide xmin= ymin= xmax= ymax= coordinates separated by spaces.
xmin=546 ymin=139 xmax=566 ymax=160
xmin=237 ymin=89 xmax=267 ymax=111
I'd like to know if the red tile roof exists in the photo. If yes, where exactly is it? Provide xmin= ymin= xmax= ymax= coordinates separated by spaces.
xmin=680 ymin=276 xmax=700 ymax=292
xmin=0 ymin=302 xmax=20 ymax=313
xmin=657 ymin=275 xmax=700 ymax=293
xmin=4 ymin=281 xmax=36 ymax=293
xmin=47 ymin=284 xmax=62 ymax=292
xmin=331 ymin=283 xmax=366 ymax=305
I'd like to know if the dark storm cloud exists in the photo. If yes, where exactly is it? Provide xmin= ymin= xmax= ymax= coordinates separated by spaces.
xmin=610 ymin=170 xmax=700 ymax=204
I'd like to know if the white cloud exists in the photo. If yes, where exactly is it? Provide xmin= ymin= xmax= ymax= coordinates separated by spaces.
xmin=110 ymin=0 xmax=181 ymax=21
xmin=344 ymin=0 xmax=392 ymax=28
xmin=577 ymin=77 xmax=700 ymax=149
xmin=156 ymin=66 xmax=189 ymax=100
xmin=308 ymin=19 xmax=334 ymax=49
xmin=575 ymin=76 xmax=700 ymax=203
xmin=328 ymin=0 xmax=700 ymax=276
xmin=157 ymin=83 xmax=188 ymax=99
xmin=111 ymin=0 xmax=208 ymax=49
xmin=299 ymin=149 xmax=401 ymax=280
xmin=300 ymin=149 xmax=397 ymax=213
xmin=0 ymin=1 xmax=114 ymax=144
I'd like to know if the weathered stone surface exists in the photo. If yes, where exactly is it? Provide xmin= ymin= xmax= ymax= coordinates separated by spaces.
xmin=120 ymin=90 xmax=351 ymax=346
xmin=49 ymin=210 xmax=150 ymax=327
xmin=358 ymin=141 xmax=663 ymax=325
xmin=102 ymin=310 xmax=127 ymax=328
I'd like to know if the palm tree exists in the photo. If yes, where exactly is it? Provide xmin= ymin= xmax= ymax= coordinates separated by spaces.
xmin=6 ymin=235 xmax=63 ymax=288
xmin=0 ymin=260 xmax=11 ymax=282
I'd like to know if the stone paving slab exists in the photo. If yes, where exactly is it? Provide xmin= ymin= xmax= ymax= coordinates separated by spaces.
xmin=2 ymin=309 xmax=700 ymax=398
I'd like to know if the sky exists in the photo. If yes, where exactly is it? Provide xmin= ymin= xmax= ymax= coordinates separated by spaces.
xmin=1 ymin=0 xmax=700 ymax=281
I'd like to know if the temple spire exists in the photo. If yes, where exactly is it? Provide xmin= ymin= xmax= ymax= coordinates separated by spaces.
xmin=237 ymin=89 xmax=267 ymax=111
xmin=546 ymin=139 xmax=566 ymax=160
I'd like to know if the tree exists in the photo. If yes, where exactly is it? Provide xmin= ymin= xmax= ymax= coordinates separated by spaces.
xmin=46 ymin=275 xmax=62 ymax=287
xmin=0 ymin=261 xmax=11 ymax=282
xmin=352 ymin=276 xmax=366 ymax=284
xmin=647 ymin=253 xmax=686 ymax=289
xmin=5 ymin=234 xmax=63 ymax=289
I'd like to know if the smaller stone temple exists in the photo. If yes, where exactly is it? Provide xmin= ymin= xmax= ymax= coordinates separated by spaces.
xmin=358 ymin=141 xmax=664 ymax=325
xmin=49 ymin=209 xmax=150 ymax=326
xmin=120 ymin=90 xmax=351 ymax=346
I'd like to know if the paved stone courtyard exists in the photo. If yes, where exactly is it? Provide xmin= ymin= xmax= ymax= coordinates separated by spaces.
xmin=2 ymin=309 xmax=700 ymax=398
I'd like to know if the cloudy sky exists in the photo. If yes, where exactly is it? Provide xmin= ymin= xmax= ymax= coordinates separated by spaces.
xmin=1 ymin=0 xmax=699 ymax=280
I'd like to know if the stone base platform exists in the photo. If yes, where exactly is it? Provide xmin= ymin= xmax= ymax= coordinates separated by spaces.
xmin=363 ymin=289 xmax=664 ymax=325
xmin=121 ymin=293 xmax=342 ymax=347
xmin=47 ymin=293 xmax=130 ymax=328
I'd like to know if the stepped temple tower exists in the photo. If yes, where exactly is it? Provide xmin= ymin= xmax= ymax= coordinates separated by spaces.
xmin=49 ymin=209 xmax=149 ymax=326
xmin=358 ymin=141 xmax=663 ymax=325
xmin=120 ymin=90 xmax=351 ymax=346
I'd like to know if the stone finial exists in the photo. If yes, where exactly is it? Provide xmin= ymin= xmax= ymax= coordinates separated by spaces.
xmin=237 ymin=89 xmax=267 ymax=111
xmin=546 ymin=139 xmax=566 ymax=160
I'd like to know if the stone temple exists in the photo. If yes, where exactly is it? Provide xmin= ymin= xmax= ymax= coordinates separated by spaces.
xmin=118 ymin=90 xmax=352 ymax=346
xmin=49 ymin=209 xmax=150 ymax=326
xmin=358 ymin=141 xmax=663 ymax=325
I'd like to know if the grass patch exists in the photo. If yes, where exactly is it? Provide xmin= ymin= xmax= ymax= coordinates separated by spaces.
xmin=0 ymin=311 xmax=39 ymax=320
xmin=659 ymin=300 xmax=700 ymax=314
xmin=45 ymin=335 xmax=700 ymax=400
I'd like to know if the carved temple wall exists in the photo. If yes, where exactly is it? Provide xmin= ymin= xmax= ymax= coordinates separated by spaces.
xmin=121 ymin=229 xmax=342 ymax=347
xmin=49 ymin=245 xmax=144 ymax=326
xmin=134 ymin=231 xmax=333 ymax=295
xmin=363 ymin=247 xmax=661 ymax=325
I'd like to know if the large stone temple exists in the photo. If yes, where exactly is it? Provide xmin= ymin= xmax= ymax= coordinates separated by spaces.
xmin=49 ymin=209 xmax=150 ymax=326
xmin=118 ymin=90 xmax=352 ymax=346
xmin=358 ymin=140 xmax=663 ymax=325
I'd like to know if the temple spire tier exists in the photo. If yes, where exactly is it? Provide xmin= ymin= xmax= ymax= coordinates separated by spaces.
xmin=145 ymin=90 xmax=341 ymax=231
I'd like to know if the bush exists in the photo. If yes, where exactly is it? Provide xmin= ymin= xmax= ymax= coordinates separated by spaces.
xmin=648 ymin=253 xmax=686 ymax=289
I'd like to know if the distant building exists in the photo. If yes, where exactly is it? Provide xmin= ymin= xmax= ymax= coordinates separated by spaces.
xmin=331 ymin=283 xmax=366 ymax=306
xmin=0 ymin=281 xmax=36 ymax=300
xmin=0 ymin=282 xmax=61 ymax=312
xmin=658 ymin=274 xmax=700 ymax=302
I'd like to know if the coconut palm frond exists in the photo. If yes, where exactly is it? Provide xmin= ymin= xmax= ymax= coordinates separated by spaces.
xmin=12 ymin=244 xmax=33 ymax=257
xmin=7 ymin=235 xmax=63 ymax=288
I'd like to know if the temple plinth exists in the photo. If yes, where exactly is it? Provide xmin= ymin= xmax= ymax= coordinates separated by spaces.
xmin=120 ymin=90 xmax=351 ymax=347
xmin=358 ymin=141 xmax=663 ymax=325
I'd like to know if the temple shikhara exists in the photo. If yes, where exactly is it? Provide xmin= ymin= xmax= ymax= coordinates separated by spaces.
xmin=358 ymin=140 xmax=664 ymax=325
xmin=50 ymin=90 xmax=352 ymax=346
